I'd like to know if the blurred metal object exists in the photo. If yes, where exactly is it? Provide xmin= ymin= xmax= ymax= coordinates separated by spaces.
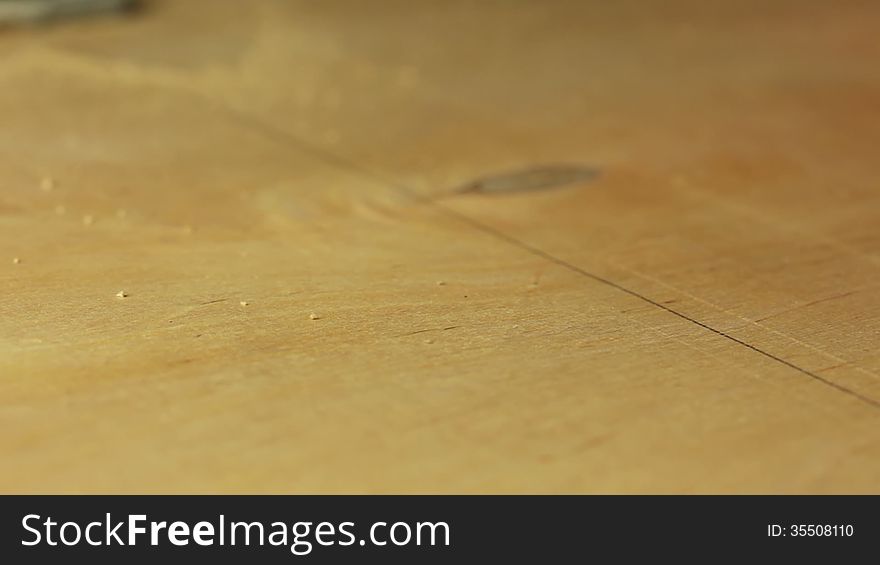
xmin=0 ymin=0 xmax=135 ymax=24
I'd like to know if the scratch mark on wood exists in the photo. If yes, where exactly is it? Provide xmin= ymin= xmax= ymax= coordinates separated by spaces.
xmin=754 ymin=290 xmax=861 ymax=323
xmin=396 ymin=325 xmax=461 ymax=338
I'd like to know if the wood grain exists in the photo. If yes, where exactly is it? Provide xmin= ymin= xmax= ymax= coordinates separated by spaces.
xmin=1 ymin=0 xmax=878 ymax=493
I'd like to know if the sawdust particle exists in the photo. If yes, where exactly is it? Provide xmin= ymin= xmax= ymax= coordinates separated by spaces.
xmin=40 ymin=177 xmax=55 ymax=192
xmin=54 ymin=205 xmax=66 ymax=215
xmin=12 ymin=257 xmax=21 ymax=264
xmin=309 ymin=313 xmax=321 ymax=320
xmin=82 ymin=215 xmax=94 ymax=226
xmin=436 ymin=280 xmax=446 ymax=286
xmin=240 ymin=301 xmax=249 ymax=307
xmin=116 ymin=209 xmax=127 ymax=219
xmin=116 ymin=290 xmax=128 ymax=299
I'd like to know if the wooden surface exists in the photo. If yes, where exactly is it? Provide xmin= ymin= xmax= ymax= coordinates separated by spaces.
xmin=1 ymin=0 xmax=879 ymax=493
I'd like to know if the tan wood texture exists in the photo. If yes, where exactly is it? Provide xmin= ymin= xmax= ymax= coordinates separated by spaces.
xmin=1 ymin=0 xmax=879 ymax=493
